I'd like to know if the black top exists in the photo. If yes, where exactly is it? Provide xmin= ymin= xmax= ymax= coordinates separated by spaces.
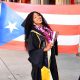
xmin=27 ymin=27 xmax=46 ymax=67
xmin=25 ymin=27 xmax=58 ymax=68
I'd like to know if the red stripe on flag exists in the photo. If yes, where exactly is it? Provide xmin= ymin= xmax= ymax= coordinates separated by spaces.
xmin=0 ymin=41 xmax=78 ymax=54
xmin=5 ymin=2 xmax=80 ymax=14
xmin=79 ymin=26 xmax=80 ymax=34
xmin=58 ymin=45 xmax=78 ymax=54
xmin=0 ymin=41 xmax=25 ymax=51
xmin=50 ymin=25 xmax=79 ymax=35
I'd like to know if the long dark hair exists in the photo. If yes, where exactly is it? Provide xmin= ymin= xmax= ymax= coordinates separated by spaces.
xmin=22 ymin=11 xmax=51 ymax=39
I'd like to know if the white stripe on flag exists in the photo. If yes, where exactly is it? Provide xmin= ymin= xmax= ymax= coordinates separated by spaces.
xmin=16 ymin=12 xmax=80 ymax=25
xmin=13 ymin=35 xmax=25 ymax=42
xmin=13 ymin=35 xmax=79 ymax=46
xmin=57 ymin=35 xmax=79 ymax=45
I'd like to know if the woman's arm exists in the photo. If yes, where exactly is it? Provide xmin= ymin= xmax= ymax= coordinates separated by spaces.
xmin=44 ymin=42 xmax=53 ymax=52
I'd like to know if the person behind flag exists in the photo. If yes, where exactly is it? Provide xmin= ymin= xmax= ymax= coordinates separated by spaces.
xmin=21 ymin=11 xmax=59 ymax=80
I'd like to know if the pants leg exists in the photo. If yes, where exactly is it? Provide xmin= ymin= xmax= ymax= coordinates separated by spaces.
xmin=50 ymin=53 xmax=59 ymax=80
xmin=31 ymin=64 xmax=41 ymax=80
xmin=78 ymin=76 xmax=80 ymax=80
xmin=42 ymin=53 xmax=48 ymax=68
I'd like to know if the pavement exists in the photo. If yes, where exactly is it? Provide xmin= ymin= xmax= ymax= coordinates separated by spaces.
xmin=0 ymin=49 xmax=80 ymax=80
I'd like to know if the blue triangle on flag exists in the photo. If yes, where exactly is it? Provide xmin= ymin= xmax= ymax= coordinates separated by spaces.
xmin=0 ymin=2 xmax=24 ymax=45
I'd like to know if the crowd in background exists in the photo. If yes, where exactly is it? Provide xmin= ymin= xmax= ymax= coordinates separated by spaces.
xmin=0 ymin=0 xmax=80 ymax=4
xmin=0 ymin=0 xmax=30 ymax=3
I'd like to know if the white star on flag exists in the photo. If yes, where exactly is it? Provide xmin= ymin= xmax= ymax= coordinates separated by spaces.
xmin=5 ymin=21 xmax=18 ymax=33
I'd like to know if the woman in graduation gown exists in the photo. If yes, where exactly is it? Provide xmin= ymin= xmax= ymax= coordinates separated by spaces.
xmin=22 ymin=11 xmax=59 ymax=80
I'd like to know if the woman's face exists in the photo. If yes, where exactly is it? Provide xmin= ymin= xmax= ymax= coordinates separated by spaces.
xmin=33 ymin=13 xmax=42 ymax=26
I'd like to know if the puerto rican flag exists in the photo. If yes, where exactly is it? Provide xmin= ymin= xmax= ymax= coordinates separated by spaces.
xmin=0 ymin=2 xmax=80 ymax=54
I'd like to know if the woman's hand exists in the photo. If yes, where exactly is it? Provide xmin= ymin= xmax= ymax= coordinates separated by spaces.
xmin=54 ymin=31 xmax=59 ymax=41
xmin=44 ymin=42 xmax=53 ymax=51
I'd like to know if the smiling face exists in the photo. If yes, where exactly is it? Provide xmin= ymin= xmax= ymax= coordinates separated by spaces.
xmin=33 ymin=12 xmax=42 ymax=26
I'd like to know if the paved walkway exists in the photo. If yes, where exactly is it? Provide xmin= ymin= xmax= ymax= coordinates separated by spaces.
xmin=0 ymin=49 xmax=80 ymax=80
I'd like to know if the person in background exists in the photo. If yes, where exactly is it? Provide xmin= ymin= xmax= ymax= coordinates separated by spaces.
xmin=21 ymin=11 xmax=59 ymax=80
xmin=4 ymin=0 xmax=20 ymax=2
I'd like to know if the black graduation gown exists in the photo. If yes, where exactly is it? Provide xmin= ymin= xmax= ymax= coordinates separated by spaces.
xmin=26 ymin=28 xmax=59 ymax=80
